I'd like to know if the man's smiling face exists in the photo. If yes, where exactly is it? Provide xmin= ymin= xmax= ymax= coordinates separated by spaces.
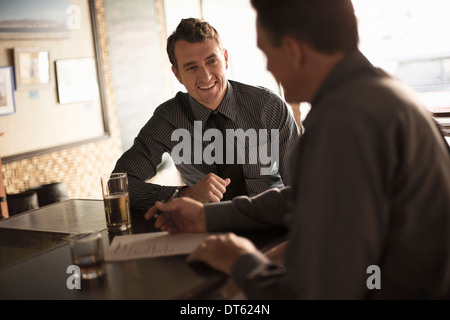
xmin=172 ymin=39 xmax=229 ymax=110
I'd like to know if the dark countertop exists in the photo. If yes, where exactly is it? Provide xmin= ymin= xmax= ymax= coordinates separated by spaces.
xmin=0 ymin=199 xmax=286 ymax=300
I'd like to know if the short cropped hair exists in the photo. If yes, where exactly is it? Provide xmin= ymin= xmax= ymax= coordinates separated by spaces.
xmin=167 ymin=18 xmax=224 ymax=69
xmin=251 ymin=0 xmax=359 ymax=54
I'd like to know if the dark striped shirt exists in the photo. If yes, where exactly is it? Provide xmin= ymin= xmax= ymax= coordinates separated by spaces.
xmin=113 ymin=80 xmax=300 ymax=210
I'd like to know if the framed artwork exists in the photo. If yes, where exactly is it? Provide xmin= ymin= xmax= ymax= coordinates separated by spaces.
xmin=14 ymin=47 xmax=51 ymax=90
xmin=0 ymin=66 xmax=16 ymax=116
xmin=55 ymin=57 xmax=100 ymax=104
xmin=0 ymin=0 xmax=71 ymax=39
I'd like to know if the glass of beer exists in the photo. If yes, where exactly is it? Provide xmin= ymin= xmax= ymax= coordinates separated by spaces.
xmin=100 ymin=173 xmax=131 ymax=232
xmin=69 ymin=231 xmax=105 ymax=280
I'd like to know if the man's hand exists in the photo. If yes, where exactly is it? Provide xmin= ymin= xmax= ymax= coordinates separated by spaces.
xmin=179 ymin=173 xmax=230 ymax=203
xmin=187 ymin=233 xmax=259 ymax=275
xmin=264 ymin=241 xmax=288 ymax=265
xmin=144 ymin=197 xmax=207 ymax=234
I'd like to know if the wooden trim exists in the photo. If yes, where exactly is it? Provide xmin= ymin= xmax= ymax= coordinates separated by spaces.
xmin=0 ymin=158 xmax=9 ymax=218
xmin=433 ymin=112 xmax=450 ymax=118
xmin=1 ymin=134 xmax=110 ymax=164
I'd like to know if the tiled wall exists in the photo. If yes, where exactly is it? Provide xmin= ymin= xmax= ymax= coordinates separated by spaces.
xmin=1 ymin=0 xmax=123 ymax=201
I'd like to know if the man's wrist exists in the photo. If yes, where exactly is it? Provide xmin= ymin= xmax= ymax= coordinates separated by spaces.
xmin=178 ymin=186 xmax=189 ymax=197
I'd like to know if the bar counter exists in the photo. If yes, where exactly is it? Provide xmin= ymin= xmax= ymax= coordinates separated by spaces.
xmin=0 ymin=199 xmax=286 ymax=300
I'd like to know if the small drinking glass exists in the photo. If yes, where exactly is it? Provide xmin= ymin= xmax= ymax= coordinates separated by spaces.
xmin=69 ymin=231 xmax=105 ymax=280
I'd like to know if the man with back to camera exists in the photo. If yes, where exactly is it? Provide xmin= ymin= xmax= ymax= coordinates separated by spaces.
xmin=145 ymin=0 xmax=450 ymax=299
xmin=112 ymin=18 xmax=300 ymax=212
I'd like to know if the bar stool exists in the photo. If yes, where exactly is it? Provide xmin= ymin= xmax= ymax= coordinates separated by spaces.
xmin=29 ymin=182 xmax=68 ymax=207
xmin=6 ymin=190 xmax=39 ymax=217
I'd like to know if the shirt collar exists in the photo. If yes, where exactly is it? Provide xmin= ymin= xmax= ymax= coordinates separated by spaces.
xmin=311 ymin=50 xmax=374 ymax=107
xmin=188 ymin=81 xmax=237 ymax=124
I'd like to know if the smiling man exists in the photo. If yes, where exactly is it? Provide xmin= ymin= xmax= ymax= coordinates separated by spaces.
xmin=113 ymin=18 xmax=299 ymax=212
xmin=171 ymin=39 xmax=228 ymax=110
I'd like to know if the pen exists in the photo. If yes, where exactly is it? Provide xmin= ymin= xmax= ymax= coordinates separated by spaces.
xmin=154 ymin=188 xmax=179 ymax=219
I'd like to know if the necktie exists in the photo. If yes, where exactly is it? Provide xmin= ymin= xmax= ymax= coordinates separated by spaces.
xmin=210 ymin=111 xmax=248 ymax=200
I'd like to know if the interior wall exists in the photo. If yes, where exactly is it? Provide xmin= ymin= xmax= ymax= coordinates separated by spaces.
xmin=1 ymin=0 xmax=122 ymax=200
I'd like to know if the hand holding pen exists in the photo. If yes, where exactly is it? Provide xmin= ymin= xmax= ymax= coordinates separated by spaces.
xmin=144 ymin=195 xmax=207 ymax=234
xmin=143 ymin=188 xmax=179 ymax=232
xmin=153 ymin=188 xmax=179 ymax=219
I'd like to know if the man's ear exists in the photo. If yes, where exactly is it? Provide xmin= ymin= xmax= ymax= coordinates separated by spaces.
xmin=172 ymin=66 xmax=183 ymax=84
xmin=223 ymin=48 xmax=229 ymax=70
xmin=282 ymin=36 xmax=304 ymax=71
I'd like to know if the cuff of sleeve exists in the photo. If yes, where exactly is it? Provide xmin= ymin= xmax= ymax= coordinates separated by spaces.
xmin=231 ymin=252 xmax=272 ymax=289
xmin=156 ymin=186 xmax=182 ymax=202
xmin=204 ymin=201 xmax=233 ymax=232
xmin=176 ymin=186 xmax=189 ymax=198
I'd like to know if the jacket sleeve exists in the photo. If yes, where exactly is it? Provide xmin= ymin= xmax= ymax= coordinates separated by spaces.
xmin=231 ymin=252 xmax=298 ymax=299
xmin=204 ymin=186 xmax=293 ymax=232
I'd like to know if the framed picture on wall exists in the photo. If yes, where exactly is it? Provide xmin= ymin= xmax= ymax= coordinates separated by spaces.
xmin=0 ymin=66 xmax=16 ymax=116
xmin=14 ymin=47 xmax=51 ymax=90
xmin=0 ymin=0 xmax=71 ymax=39
xmin=55 ymin=57 xmax=100 ymax=104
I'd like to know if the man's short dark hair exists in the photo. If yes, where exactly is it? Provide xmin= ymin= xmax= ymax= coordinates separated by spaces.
xmin=167 ymin=18 xmax=224 ymax=69
xmin=251 ymin=0 xmax=359 ymax=54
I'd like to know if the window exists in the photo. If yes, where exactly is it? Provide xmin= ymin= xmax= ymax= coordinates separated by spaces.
xmin=352 ymin=0 xmax=450 ymax=137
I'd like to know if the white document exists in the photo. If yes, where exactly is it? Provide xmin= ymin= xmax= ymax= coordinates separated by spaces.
xmin=104 ymin=231 xmax=214 ymax=262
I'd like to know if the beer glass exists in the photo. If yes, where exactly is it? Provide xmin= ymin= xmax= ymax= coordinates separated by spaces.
xmin=101 ymin=173 xmax=131 ymax=232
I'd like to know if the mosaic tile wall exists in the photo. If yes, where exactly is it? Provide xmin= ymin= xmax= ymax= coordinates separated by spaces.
xmin=1 ymin=0 xmax=123 ymax=201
